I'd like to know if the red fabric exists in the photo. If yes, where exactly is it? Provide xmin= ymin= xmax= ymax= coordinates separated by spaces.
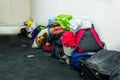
xmin=77 ymin=48 xmax=84 ymax=53
xmin=90 ymin=28 xmax=103 ymax=47
xmin=45 ymin=45 xmax=51 ymax=52
xmin=61 ymin=31 xmax=75 ymax=48
xmin=75 ymin=29 xmax=85 ymax=47
xmin=75 ymin=29 xmax=85 ymax=53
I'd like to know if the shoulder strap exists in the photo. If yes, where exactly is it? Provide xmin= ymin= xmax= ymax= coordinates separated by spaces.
xmin=75 ymin=29 xmax=85 ymax=47
xmin=90 ymin=27 xmax=103 ymax=47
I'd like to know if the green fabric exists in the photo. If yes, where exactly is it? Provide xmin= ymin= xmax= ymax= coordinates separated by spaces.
xmin=38 ymin=25 xmax=45 ymax=30
xmin=54 ymin=14 xmax=73 ymax=30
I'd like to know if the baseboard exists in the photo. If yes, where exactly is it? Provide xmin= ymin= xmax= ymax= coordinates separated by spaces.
xmin=0 ymin=26 xmax=25 ymax=35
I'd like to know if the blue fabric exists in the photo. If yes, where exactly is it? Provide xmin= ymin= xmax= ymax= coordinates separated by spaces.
xmin=48 ymin=17 xmax=55 ymax=24
xmin=70 ymin=51 xmax=91 ymax=71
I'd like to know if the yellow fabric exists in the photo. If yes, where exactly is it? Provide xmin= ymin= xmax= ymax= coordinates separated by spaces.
xmin=25 ymin=19 xmax=33 ymax=27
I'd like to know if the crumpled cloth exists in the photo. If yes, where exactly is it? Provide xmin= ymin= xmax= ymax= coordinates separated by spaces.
xmin=70 ymin=18 xmax=92 ymax=32
xmin=61 ymin=31 xmax=75 ymax=48
xmin=50 ymin=26 xmax=65 ymax=35
xmin=54 ymin=14 xmax=73 ymax=30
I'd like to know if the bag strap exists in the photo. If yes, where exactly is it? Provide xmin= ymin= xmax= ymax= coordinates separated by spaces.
xmin=75 ymin=29 xmax=85 ymax=47
xmin=90 ymin=26 xmax=103 ymax=47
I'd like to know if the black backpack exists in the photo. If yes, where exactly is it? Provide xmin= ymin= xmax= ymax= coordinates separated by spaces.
xmin=75 ymin=25 xmax=104 ymax=53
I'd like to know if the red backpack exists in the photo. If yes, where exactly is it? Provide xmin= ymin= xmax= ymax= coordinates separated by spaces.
xmin=75 ymin=24 xmax=104 ymax=53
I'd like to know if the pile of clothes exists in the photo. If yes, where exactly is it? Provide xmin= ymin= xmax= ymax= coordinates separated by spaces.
xmin=31 ymin=14 xmax=103 ymax=64
xmin=19 ymin=14 xmax=104 ymax=62
xmin=18 ymin=14 xmax=120 ymax=80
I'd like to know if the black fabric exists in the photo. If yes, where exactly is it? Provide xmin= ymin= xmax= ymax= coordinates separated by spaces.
xmin=110 ymin=66 xmax=120 ymax=80
xmin=18 ymin=28 xmax=27 ymax=37
xmin=49 ymin=33 xmax=63 ymax=42
xmin=0 ymin=35 xmax=81 ymax=80
xmin=32 ymin=25 xmax=41 ymax=38
xmin=86 ymin=49 xmax=120 ymax=75
xmin=80 ymin=58 xmax=109 ymax=80
xmin=75 ymin=24 xmax=105 ymax=53
xmin=51 ymin=43 xmax=64 ymax=59
xmin=32 ymin=25 xmax=46 ymax=39
xmin=50 ymin=33 xmax=64 ymax=59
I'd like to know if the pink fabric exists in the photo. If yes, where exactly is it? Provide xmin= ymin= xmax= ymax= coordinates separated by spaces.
xmin=61 ymin=31 xmax=75 ymax=48
xmin=90 ymin=28 xmax=103 ymax=47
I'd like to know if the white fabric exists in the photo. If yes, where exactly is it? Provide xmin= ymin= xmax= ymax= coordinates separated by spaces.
xmin=32 ymin=28 xmax=48 ymax=48
xmin=86 ymin=52 xmax=95 ymax=55
xmin=70 ymin=18 xmax=92 ymax=32
xmin=63 ymin=46 xmax=75 ymax=56
xmin=27 ymin=32 xmax=32 ymax=38
xmin=36 ymin=28 xmax=48 ymax=37
xmin=28 ymin=22 xmax=37 ymax=32
xmin=81 ymin=19 xmax=92 ymax=29
xmin=61 ymin=55 xmax=70 ymax=64
xmin=32 ymin=40 xmax=38 ymax=48
xmin=69 ymin=18 xmax=83 ymax=32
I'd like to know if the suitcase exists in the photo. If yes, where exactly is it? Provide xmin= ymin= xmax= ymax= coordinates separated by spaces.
xmin=79 ymin=58 xmax=109 ymax=80
xmin=79 ymin=49 xmax=120 ymax=80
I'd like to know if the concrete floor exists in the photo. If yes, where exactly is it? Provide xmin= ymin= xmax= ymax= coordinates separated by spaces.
xmin=0 ymin=35 xmax=82 ymax=80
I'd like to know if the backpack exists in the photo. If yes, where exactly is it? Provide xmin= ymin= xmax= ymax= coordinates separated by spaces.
xmin=75 ymin=24 xmax=104 ymax=53
xmin=86 ymin=49 xmax=120 ymax=75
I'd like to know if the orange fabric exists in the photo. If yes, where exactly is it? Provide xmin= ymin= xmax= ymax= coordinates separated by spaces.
xmin=50 ymin=26 xmax=65 ymax=35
